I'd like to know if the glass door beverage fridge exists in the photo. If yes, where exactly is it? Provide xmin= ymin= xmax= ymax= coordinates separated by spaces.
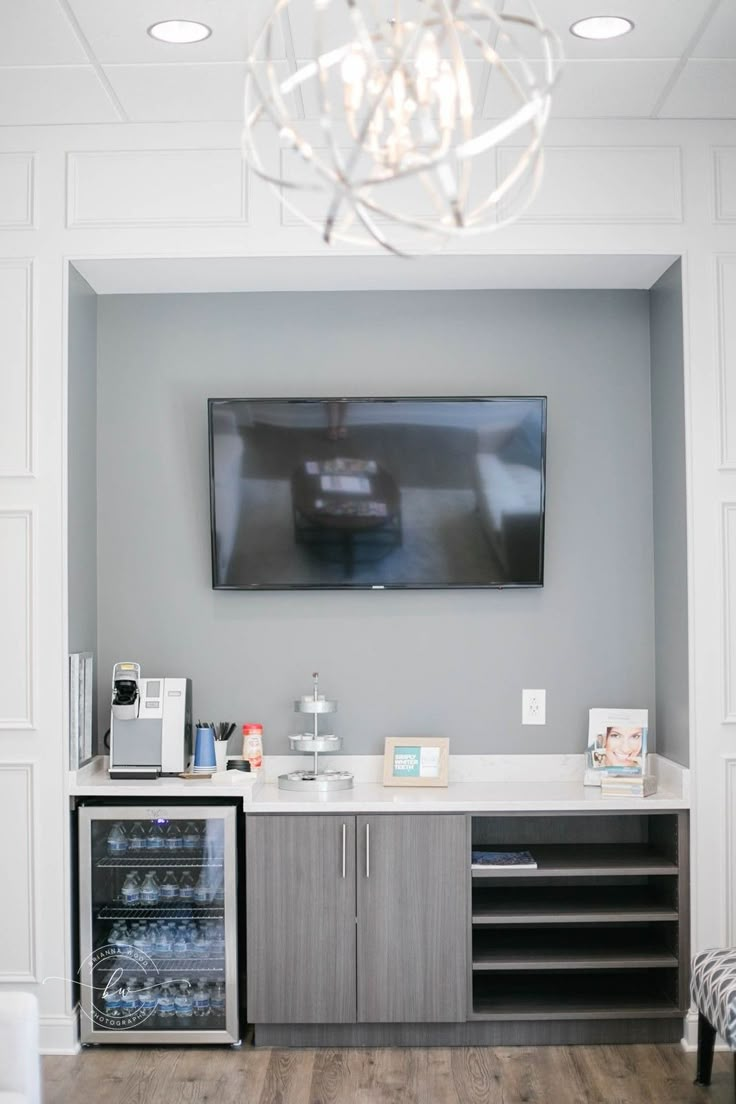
xmin=78 ymin=804 xmax=239 ymax=1044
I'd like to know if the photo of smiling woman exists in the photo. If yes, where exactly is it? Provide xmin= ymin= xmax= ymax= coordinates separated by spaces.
xmin=603 ymin=725 xmax=644 ymax=771
xmin=586 ymin=708 xmax=648 ymax=781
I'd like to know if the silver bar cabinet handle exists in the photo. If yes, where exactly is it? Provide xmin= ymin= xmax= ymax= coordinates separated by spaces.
xmin=366 ymin=822 xmax=370 ymax=878
xmin=341 ymin=822 xmax=346 ymax=879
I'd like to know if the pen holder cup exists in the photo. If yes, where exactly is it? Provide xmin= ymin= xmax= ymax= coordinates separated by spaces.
xmin=214 ymin=742 xmax=228 ymax=772
xmin=193 ymin=726 xmax=217 ymax=772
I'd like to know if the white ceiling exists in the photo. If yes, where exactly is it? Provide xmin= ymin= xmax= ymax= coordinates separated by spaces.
xmin=0 ymin=0 xmax=732 ymax=126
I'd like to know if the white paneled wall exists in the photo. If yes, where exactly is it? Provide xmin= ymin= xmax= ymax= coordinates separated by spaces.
xmin=0 ymin=118 xmax=734 ymax=1051
xmin=497 ymin=145 xmax=683 ymax=224
xmin=0 ymin=154 xmax=35 ymax=229
xmin=0 ymin=512 xmax=34 ymax=728
xmin=0 ymin=762 xmax=37 ymax=980
xmin=0 ymin=260 xmax=33 ymax=476
xmin=66 ymin=148 xmax=248 ymax=229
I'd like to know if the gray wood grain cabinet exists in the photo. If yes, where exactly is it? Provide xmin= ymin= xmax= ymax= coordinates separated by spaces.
xmin=356 ymin=814 xmax=467 ymax=1022
xmin=245 ymin=813 xmax=467 ymax=1025
xmin=245 ymin=814 xmax=357 ymax=1024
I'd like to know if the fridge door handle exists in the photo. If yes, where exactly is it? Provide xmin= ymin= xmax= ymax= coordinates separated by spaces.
xmin=341 ymin=822 xmax=346 ymax=879
xmin=365 ymin=822 xmax=370 ymax=879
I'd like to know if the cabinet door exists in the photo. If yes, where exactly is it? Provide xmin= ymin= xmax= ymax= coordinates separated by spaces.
xmin=246 ymin=815 xmax=356 ymax=1023
xmin=357 ymin=814 xmax=467 ymax=1023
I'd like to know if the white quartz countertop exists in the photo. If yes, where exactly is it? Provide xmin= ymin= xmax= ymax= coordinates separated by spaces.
xmin=69 ymin=757 xmax=689 ymax=812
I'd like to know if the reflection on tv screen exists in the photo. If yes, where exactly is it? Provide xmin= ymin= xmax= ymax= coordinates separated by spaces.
xmin=208 ymin=397 xmax=546 ymax=590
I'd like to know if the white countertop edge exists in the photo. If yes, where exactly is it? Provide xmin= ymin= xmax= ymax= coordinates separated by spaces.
xmin=69 ymin=755 xmax=689 ymax=812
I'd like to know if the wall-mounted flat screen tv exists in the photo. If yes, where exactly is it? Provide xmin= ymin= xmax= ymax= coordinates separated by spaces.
xmin=208 ymin=397 xmax=546 ymax=590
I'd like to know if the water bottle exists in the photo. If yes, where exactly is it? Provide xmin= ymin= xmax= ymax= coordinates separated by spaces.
xmin=212 ymin=920 xmax=225 ymax=957
xmin=158 ymin=980 xmax=176 ymax=1022
xmin=107 ymin=823 xmax=128 ymax=855
xmin=174 ymin=980 xmax=193 ymax=1021
xmin=152 ymin=922 xmax=172 ymax=957
xmin=192 ymin=978 xmax=210 ymax=1018
xmin=121 ymin=873 xmax=140 ymax=906
xmin=138 ymin=982 xmax=158 ymax=1023
xmin=173 ymin=924 xmax=189 ymax=957
xmin=165 ymin=823 xmax=183 ymax=850
xmin=140 ymin=871 xmax=160 ymax=905
xmin=132 ymin=921 xmax=151 ymax=956
xmin=211 ymin=979 xmax=226 ymax=1016
xmin=193 ymin=928 xmax=208 ymax=957
xmin=147 ymin=823 xmax=165 ymax=851
xmin=214 ymin=876 xmax=225 ymax=904
xmin=128 ymin=822 xmax=146 ymax=851
xmin=160 ymin=870 xmax=178 ymax=902
xmin=103 ymin=985 xmax=123 ymax=1021
xmin=194 ymin=875 xmax=210 ymax=904
xmin=120 ymin=977 xmax=139 ymax=1017
xmin=178 ymin=871 xmax=195 ymax=902
xmin=182 ymin=822 xmax=200 ymax=850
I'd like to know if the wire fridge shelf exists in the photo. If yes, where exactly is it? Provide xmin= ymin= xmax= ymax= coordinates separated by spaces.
xmin=96 ymin=856 xmax=224 ymax=870
xmin=97 ymin=903 xmax=225 ymax=920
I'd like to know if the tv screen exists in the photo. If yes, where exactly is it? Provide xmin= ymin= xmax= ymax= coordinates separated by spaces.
xmin=208 ymin=397 xmax=546 ymax=590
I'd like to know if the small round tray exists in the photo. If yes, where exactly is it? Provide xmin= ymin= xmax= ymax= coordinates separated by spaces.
xmin=288 ymin=734 xmax=341 ymax=753
xmin=294 ymin=697 xmax=338 ymax=714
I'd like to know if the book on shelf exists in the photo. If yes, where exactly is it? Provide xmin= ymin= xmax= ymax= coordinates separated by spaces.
xmin=471 ymin=850 xmax=537 ymax=869
xmin=600 ymin=773 xmax=657 ymax=799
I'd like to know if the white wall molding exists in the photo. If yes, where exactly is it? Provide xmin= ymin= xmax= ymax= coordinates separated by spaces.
xmin=497 ymin=145 xmax=683 ymax=225
xmin=713 ymin=148 xmax=736 ymax=224
xmin=39 ymin=1012 xmax=79 ymax=1055
xmin=66 ymin=149 xmax=248 ymax=229
xmin=0 ymin=259 xmax=33 ymax=478
xmin=0 ymin=153 xmax=35 ymax=230
xmin=0 ymin=761 xmax=37 ymax=981
xmin=0 ymin=510 xmax=35 ymax=729
xmin=716 ymin=255 xmax=736 ymax=470
xmin=723 ymin=504 xmax=736 ymax=723
xmin=725 ymin=758 xmax=736 ymax=942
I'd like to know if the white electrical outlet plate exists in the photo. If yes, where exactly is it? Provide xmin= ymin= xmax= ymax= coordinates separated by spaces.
xmin=522 ymin=689 xmax=546 ymax=725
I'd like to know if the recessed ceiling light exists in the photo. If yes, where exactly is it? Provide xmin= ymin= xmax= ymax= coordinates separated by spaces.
xmin=147 ymin=19 xmax=212 ymax=44
xmin=570 ymin=16 xmax=634 ymax=40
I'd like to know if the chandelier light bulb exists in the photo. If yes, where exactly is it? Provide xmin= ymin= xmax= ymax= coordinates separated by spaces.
xmin=243 ymin=0 xmax=562 ymax=255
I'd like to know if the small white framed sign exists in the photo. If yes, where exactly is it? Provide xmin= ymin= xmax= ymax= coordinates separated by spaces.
xmin=383 ymin=736 xmax=449 ymax=788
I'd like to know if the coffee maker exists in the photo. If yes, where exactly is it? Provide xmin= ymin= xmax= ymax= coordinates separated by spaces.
xmin=109 ymin=662 xmax=192 ymax=779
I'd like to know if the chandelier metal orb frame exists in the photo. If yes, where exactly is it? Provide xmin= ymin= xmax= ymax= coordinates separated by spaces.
xmin=243 ymin=0 xmax=562 ymax=255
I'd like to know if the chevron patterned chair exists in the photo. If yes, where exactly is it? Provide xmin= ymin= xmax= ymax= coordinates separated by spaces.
xmin=691 ymin=948 xmax=736 ymax=1093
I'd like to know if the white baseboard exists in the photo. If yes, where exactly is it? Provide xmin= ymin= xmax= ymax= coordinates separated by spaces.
xmin=681 ymin=1009 xmax=731 ymax=1053
xmin=40 ymin=1011 xmax=79 ymax=1055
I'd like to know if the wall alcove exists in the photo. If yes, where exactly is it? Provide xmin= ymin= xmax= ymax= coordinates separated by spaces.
xmin=66 ymin=252 xmax=688 ymax=766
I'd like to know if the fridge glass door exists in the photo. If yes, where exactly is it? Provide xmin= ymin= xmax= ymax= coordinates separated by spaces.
xmin=79 ymin=806 xmax=238 ymax=1043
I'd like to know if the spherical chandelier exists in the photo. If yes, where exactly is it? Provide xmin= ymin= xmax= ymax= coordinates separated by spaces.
xmin=243 ymin=0 xmax=562 ymax=255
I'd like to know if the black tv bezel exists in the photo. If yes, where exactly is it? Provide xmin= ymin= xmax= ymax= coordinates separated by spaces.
xmin=207 ymin=395 xmax=547 ymax=591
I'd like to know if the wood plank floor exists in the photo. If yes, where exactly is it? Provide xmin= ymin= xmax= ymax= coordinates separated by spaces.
xmin=43 ymin=1044 xmax=734 ymax=1104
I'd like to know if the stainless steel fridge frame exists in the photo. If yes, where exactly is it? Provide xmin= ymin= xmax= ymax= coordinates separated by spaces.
xmin=78 ymin=803 xmax=240 ymax=1045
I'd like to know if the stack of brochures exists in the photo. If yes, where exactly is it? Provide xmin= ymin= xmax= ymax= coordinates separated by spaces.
xmin=600 ymin=773 xmax=657 ymax=799
xmin=471 ymin=850 xmax=537 ymax=869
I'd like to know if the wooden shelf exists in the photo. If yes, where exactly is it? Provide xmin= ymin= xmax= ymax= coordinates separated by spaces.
xmin=471 ymin=971 xmax=681 ymax=1021
xmin=472 ymin=929 xmax=678 ymax=972
xmin=472 ymin=886 xmax=679 ymax=925
xmin=472 ymin=949 xmax=678 ymax=971
xmin=470 ymin=844 xmax=678 ymax=879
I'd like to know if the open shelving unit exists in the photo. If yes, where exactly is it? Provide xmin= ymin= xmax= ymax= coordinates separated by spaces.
xmin=469 ymin=813 xmax=689 ymax=1036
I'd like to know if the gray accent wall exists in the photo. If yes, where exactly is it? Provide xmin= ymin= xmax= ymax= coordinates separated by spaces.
xmin=650 ymin=261 xmax=689 ymax=766
xmin=96 ymin=290 xmax=655 ymax=755
xmin=67 ymin=267 xmax=98 ymax=746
